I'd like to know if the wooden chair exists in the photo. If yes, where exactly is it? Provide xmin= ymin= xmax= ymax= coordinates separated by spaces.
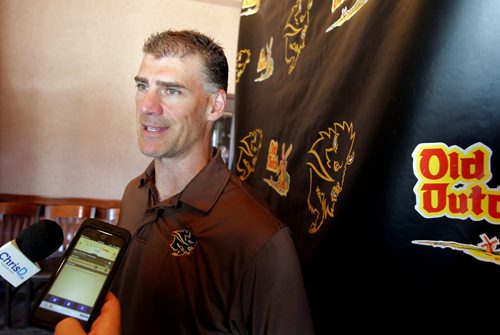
xmin=43 ymin=204 xmax=95 ymax=252
xmin=25 ymin=204 xmax=96 ymax=324
xmin=95 ymin=207 xmax=120 ymax=225
xmin=0 ymin=202 xmax=42 ymax=328
xmin=0 ymin=202 xmax=42 ymax=245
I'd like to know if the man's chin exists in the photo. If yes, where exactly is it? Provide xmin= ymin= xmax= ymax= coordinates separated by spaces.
xmin=140 ymin=147 xmax=163 ymax=159
xmin=140 ymin=147 xmax=176 ymax=160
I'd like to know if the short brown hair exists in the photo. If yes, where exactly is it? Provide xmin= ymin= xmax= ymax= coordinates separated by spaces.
xmin=143 ymin=29 xmax=228 ymax=92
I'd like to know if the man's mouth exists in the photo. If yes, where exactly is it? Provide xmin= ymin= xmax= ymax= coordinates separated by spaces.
xmin=144 ymin=125 xmax=162 ymax=132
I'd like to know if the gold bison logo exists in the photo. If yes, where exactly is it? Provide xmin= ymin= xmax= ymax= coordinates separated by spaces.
xmin=306 ymin=121 xmax=355 ymax=234
xmin=170 ymin=229 xmax=197 ymax=256
xmin=236 ymin=129 xmax=264 ymax=181
xmin=283 ymin=0 xmax=314 ymax=74
xmin=236 ymin=49 xmax=251 ymax=84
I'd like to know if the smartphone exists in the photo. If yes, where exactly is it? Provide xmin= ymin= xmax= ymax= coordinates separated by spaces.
xmin=30 ymin=218 xmax=130 ymax=332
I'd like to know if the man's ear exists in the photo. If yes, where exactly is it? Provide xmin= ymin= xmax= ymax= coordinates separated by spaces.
xmin=207 ymin=89 xmax=226 ymax=121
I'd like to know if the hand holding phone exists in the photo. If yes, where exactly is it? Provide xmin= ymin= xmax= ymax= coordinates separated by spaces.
xmin=54 ymin=291 xmax=121 ymax=335
xmin=31 ymin=218 xmax=130 ymax=332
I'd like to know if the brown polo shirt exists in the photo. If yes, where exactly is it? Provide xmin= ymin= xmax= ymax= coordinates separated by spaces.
xmin=111 ymin=149 xmax=315 ymax=334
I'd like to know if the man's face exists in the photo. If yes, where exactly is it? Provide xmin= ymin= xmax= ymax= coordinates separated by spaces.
xmin=134 ymin=53 xmax=211 ymax=160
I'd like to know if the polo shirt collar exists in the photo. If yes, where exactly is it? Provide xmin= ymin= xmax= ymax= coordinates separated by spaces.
xmin=138 ymin=148 xmax=231 ymax=213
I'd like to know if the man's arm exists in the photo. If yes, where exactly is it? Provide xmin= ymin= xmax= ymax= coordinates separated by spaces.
xmin=237 ymin=228 xmax=315 ymax=334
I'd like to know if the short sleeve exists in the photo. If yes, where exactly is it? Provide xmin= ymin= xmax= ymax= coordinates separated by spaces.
xmin=231 ymin=228 xmax=315 ymax=335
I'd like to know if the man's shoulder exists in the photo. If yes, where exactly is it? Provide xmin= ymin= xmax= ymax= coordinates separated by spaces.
xmin=121 ymin=174 xmax=145 ymax=198
xmin=223 ymin=173 xmax=285 ymax=228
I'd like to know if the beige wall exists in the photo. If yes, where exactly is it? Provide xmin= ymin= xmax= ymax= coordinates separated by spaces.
xmin=0 ymin=0 xmax=241 ymax=200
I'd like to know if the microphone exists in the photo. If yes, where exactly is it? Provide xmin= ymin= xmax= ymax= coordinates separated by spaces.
xmin=0 ymin=220 xmax=63 ymax=287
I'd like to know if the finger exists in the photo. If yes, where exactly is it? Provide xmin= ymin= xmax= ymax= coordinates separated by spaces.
xmin=100 ymin=291 xmax=121 ymax=322
xmin=89 ymin=292 xmax=121 ymax=335
xmin=54 ymin=317 xmax=87 ymax=335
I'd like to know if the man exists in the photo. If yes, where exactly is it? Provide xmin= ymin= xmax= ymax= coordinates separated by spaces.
xmin=111 ymin=29 xmax=315 ymax=334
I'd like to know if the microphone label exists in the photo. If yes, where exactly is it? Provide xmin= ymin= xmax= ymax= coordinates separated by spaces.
xmin=0 ymin=241 xmax=40 ymax=287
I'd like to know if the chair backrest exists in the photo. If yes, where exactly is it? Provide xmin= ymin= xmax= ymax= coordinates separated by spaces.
xmin=95 ymin=207 xmax=120 ymax=225
xmin=0 ymin=202 xmax=41 ymax=245
xmin=44 ymin=204 xmax=95 ymax=252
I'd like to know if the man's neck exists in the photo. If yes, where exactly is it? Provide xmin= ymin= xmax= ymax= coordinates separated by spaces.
xmin=154 ymin=148 xmax=212 ymax=202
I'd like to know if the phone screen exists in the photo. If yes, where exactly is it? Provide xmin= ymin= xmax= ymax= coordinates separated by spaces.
xmin=31 ymin=220 xmax=129 ymax=330
xmin=37 ymin=229 xmax=123 ymax=320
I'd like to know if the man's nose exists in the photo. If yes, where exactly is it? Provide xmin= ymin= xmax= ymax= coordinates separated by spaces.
xmin=138 ymin=91 xmax=163 ymax=114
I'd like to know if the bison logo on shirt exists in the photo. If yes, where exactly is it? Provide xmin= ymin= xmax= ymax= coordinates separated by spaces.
xmin=306 ymin=121 xmax=355 ymax=234
xmin=170 ymin=229 xmax=197 ymax=256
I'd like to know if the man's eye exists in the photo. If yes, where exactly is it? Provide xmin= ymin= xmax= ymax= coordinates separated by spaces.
xmin=161 ymin=88 xmax=180 ymax=96
xmin=136 ymin=83 xmax=148 ymax=91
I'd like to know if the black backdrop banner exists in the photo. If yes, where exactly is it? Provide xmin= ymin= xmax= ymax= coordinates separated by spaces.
xmin=232 ymin=0 xmax=500 ymax=331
